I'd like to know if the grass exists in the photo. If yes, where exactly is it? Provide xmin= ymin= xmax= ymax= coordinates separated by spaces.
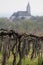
xmin=0 ymin=43 xmax=43 ymax=65
xmin=0 ymin=51 xmax=43 ymax=65
xmin=0 ymin=46 xmax=43 ymax=65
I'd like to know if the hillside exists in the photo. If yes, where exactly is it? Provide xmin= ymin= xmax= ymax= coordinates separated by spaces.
xmin=0 ymin=17 xmax=43 ymax=35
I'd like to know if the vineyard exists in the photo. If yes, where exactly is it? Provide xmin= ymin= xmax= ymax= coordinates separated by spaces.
xmin=0 ymin=28 xmax=43 ymax=65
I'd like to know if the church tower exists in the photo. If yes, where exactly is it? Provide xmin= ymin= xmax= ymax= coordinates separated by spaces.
xmin=26 ymin=3 xmax=31 ymax=15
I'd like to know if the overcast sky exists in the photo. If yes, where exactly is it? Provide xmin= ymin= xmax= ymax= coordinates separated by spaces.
xmin=0 ymin=0 xmax=43 ymax=17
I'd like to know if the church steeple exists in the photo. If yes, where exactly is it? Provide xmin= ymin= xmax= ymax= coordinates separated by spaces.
xmin=26 ymin=2 xmax=31 ymax=15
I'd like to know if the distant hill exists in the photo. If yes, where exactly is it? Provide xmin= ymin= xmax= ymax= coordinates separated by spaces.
xmin=0 ymin=18 xmax=15 ymax=29
xmin=0 ymin=17 xmax=43 ymax=36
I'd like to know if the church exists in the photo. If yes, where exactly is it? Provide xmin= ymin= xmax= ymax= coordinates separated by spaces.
xmin=11 ymin=3 xmax=31 ymax=19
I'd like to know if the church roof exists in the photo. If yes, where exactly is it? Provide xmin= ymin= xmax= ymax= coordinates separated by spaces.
xmin=12 ymin=11 xmax=31 ymax=17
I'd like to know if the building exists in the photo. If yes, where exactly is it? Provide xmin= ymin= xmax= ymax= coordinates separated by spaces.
xmin=11 ymin=2 xmax=31 ymax=19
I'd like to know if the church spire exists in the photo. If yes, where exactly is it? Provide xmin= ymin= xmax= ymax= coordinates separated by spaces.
xmin=26 ymin=2 xmax=31 ymax=15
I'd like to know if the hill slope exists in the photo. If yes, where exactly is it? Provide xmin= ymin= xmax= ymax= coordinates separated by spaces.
xmin=0 ymin=17 xmax=43 ymax=35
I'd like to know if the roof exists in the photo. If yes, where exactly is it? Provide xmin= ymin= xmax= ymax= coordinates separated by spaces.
xmin=12 ymin=11 xmax=31 ymax=17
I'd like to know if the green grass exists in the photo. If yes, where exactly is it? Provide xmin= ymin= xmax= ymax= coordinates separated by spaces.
xmin=0 ymin=51 xmax=43 ymax=65
xmin=0 ymin=47 xmax=43 ymax=65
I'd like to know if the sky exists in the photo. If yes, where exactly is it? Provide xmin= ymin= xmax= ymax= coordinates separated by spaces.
xmin=0 ymin=0 xmax=43 ymax=17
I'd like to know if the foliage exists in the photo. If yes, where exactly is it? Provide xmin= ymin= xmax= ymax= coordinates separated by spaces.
xmin=0 ymin=17 xmax=43 ymax=65
xmin=0 ymin=17 xmax=43 ymax=33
